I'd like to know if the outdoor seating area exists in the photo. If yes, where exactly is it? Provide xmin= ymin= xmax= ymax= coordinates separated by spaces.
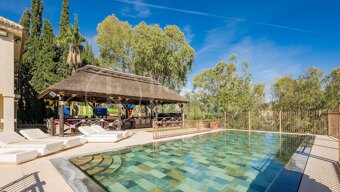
xmin=0 ymin=124 xmax=135 ymax=164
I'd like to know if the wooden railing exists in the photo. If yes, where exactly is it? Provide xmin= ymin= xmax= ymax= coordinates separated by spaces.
xmin=152 ymin=119 xmax=220 ymax=139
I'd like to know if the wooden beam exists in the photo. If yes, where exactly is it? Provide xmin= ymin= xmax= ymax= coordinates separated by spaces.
xmin=59 ymin=96 xmax=65 ymax=137
xmin=117 ymin=102 xmax=122 ymax=130
xmin=179 ymin=103 xmax=184 ymax=128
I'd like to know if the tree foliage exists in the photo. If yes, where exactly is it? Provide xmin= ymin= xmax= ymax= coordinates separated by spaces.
xmin=191 ymin=55 xmax=265 ymax=117
xmin=324 ymin=68 xmax=340 ymax=110
xmin=17 ymin=0 xmax=94 ymax=123
xmin=96 ymin=15 xmax=194 ymax=91
xmin=59 ymin=0 xmax=70 ymax=39
xmin=31 ymin=19 xmax=62 ymax=92
xmin=81 ymin=41 xmax=96 ymax=66
xmin=272 ymin=67 xmax=325 ymax=111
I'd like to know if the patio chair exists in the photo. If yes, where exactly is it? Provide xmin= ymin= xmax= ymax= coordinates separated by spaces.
xmin=78 ymin=126 xmax=123 ymax=143
xmin=90 ymin=125 xmax=133 ymax=138
xmin=0 ymin=132 xmax=63 ymax=156
xmin=19 ymin=129 xmax=83 ymax=149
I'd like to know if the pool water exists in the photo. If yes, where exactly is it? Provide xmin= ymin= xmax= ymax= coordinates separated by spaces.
xmin=70 ymin=131 xmax=312 ymax=192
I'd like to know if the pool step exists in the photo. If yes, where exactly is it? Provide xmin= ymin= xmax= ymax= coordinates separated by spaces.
xmin=97 ymin=156 xmax=122 ymax=176
xmin=87 ymin=156 xmax=113 ymax=176
xmin=80 ymin=155 xmax=104 ymax=171
xmin=70 ymin=155 xmax=94 ymax=166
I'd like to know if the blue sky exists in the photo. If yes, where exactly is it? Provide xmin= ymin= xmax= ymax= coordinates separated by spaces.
xmin=1 ymin=0 xmax=340 ymax=96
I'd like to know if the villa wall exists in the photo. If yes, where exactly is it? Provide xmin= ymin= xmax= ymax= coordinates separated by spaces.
xmin=0 ymin=23 xmax=16 ymax=131
xmin=0 ymin=95 xmax=3 ymax=131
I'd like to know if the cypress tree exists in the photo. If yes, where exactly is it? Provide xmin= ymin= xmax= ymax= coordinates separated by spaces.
xmin=81 ymin=41 xmax=96 ymax=66
xmin=58 ymin=0 xmax=72 ymax=76
xmin=59 ymin=0 xmax=70 ymax=39
xmin=29 ymin=0 xmax=43 ymax=67
xmin=18 ymin=10 xmax=33 ymax=124
xmin=17 ymin=0 xmax=45 ymax=124
xmin=31 ymin=19 xmax=62 ymax=92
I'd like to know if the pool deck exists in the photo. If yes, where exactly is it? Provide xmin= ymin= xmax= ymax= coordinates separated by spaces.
xmin=298 ymin=135 xmax=340 ymax=192
xmin=0 ymin=130 xmax=339 ymax=192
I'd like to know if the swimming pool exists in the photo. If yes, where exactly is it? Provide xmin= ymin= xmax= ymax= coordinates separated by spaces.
xmin=69 ymin=131 xmax=314 ymax=192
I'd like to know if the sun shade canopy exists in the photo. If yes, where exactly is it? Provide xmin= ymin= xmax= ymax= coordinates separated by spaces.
xmin=38 ymin=65 xmax=188 ymax=104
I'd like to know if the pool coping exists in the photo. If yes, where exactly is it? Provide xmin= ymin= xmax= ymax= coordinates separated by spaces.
xmin=266 ymin=134 xmax=315 ymax=192
xmin=50 ymin=130 xmax=313 ymax=192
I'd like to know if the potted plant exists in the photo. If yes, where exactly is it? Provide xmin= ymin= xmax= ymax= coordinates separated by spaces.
xmin=210 ymin=119 xmax=219 ymax=129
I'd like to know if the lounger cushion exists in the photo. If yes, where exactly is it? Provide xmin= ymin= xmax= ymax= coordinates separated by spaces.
xmin=37 ymin=137 xmax=81 ymax=149
xmin=0 ymin=132 xmax=26 ymax=146
xmin=19 ymin=129 xmax=82 ymax=149
xmin=3 ymin=140 xmax=63 ymax=155
xmin=91 ymin=125 xmax=132 ymax=138
xmin=78 ymin=126 xmax=96 ymax=136
xmin=0 ymin=149 xmax=38 ymax=164
xmin=19 ymin=129 xmax=48 ymax=140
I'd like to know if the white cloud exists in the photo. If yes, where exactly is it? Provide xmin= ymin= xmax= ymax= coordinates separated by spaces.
xmin=120 ymin=0 xmax=150 ymax=18
xmin=183 ymin=25 xmax=194 ymax=44
xmin=134 ymin=0 xmax=151 ymax=17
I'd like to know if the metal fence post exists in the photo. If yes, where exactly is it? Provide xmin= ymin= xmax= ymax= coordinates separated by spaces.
xmin=224 ymin=112 xmax=227 ymax=129
xmin=248 ymin=112 xmax=251 ymax=131
xmin=279 ymin=110 xmax=282 ymax=133
xmin=338 ymin=103 xmax=340 ymax=163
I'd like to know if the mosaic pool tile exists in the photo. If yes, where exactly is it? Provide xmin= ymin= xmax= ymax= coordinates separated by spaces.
xmin=70 ymin=131 xmax=310 ymax=192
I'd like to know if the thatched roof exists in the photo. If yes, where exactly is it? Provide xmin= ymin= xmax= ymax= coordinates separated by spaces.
xmin=38 ymin=65 xmax=188 ymax=104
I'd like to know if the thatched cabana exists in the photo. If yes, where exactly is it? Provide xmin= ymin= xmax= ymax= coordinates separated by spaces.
xmin=38 ymin=65 xmax=187 ymax=136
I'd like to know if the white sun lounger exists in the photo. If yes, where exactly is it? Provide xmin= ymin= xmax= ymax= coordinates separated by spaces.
xmin=19 ymin=129 xmax=82 ymax=149
xmin=0 ymin=148 xmax=38 ymax=164
xmin=0 ymin=132 xmax=63 ymax=156
xmin=78 ymin=126 xmax=123 ymax=143
xmin=90 ymin=125 xmax=133 ymax=138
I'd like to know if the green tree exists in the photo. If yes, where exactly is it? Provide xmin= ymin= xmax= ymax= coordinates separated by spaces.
xmin=96 ymin=15 xmax=195 ymax=91
xmin=59 ymin=0 xmax=70 ymax=39
xmin=96 ymin=15 xmax=133 ymax=72
xmin=31 ymin=19 xmax=62 ymax=92
xmin=272 ymin=76 xmax=297 ymax=111
xmin=81 ymin=40 xmax=96 ymax=66
xmin=58 ymin=0 xmax=72 ymax=76
xmin=18 ymin=0 xmax=45 ymax=123
xmin=324 ymin=68 xmax=340 ymax=110
xmin=132 ymin=23 xmax=194 ymax=91
xmin=192 ymin=55 xmax=264 ymax=115
xmin=272 ymin=67 xmax=325 ymax=111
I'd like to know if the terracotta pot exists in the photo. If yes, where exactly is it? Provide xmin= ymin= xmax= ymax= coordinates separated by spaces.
xmin=194 ymin=121 xmax=199 ymax=128
xmin=210 ymin=121 xmax=219 ymax=129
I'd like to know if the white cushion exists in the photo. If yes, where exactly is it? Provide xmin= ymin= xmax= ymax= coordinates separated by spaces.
xmin=0 ymin=132 xmax=26 ymax=146
xmin=78 ymin=126 xmax=95 ymax=136
xmin=0 ymin=149 xmax=38 ymax=164
xmin=20 ymin=129 xmax=48 ymax=140
xmin=90 ymin=125 xmax=107 ymax=133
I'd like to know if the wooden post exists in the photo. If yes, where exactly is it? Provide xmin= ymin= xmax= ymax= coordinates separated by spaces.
xmin=152 ymin=101 xmax=159 ymax=139
xmin=338 ymin=103 xmax=340 ymax=163
xmin=49 ymin=117 xmax=55 ymax=136
xmin=179 ymin=103 xmax=184 ymax=128
xmin=328 ymin=110 xmax=331 ymax=136
xmin=117 ymin=102 xmax=122 ymax=130
xmin=59 ymin=96 xmax=65 ymax=137
xmin=279 ymin=110 xmax=282 ymax=133
xmin=224 ymin=112 xmax=227 ymax=129
xmin=248 ymin=112 xmax=251 ymax=131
